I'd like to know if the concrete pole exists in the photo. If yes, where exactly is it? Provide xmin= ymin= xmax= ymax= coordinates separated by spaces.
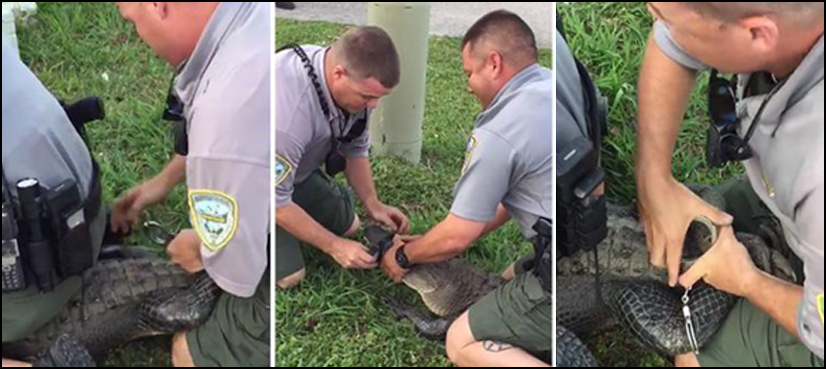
xmin=367 ymin=2 xmax=430 ymax=165
xmin=2 ymin=3 xmax=18 ymax=52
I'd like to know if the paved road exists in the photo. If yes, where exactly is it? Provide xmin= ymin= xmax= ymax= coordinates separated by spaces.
xmin=276 ymin=2 xmax=555 ymax=48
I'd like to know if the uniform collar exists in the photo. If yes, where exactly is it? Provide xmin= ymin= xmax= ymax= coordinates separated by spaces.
xmin=743 ymin=35 xmax=824 ymax=126
xmin=174 ymin=2 xmax=252 ymax=108
xmin=475 ymin=63 xmax=547 ymax=129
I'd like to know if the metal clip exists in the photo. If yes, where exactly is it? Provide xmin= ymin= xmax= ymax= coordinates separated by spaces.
xmin=683 ymin=288 xmax=700 ymax=354
xmin=144 ymin=221 xmax=175 ymax=246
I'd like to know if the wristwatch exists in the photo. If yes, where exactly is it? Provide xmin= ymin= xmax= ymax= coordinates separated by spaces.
xmin=395 ymin=244 xmax=412 ymax=270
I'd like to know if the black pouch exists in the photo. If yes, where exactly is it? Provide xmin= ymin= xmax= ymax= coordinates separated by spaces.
xmin=46 ymin=180 xmax=93 ymax=277
xmin=532 ymin=218 xmax=553 ymax=293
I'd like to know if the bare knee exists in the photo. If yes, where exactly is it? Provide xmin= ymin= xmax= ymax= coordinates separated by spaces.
xmin=446 ymin=312 xmax=473 ymax=364
xmin=501 ymin=263 xmax=517 ymax=280
xmin=171 ymin=332 xmax=195 ymax=367
xmin=277 ymin=269 xmax=306 ymax=290
xmin=343 ymin=214 xmax=361 ymax=238
xmin=2 ymin=358 xmax=32 ymax=367
xmin=675 ymin=353 xmax=701 ymax=367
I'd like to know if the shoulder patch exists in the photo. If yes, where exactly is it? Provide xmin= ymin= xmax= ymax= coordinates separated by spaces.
xmin=188 ymin=190 xmax=239 ymax=251
xmin=818 ymin=294 xmax=824 ymax=327
xmin=275 ymin=155 xmax=293 ymax=186
xmin=461 ymin=135 xmax=478 ymax=175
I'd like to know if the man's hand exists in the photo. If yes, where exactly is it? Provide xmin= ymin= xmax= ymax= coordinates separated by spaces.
xmin=167 ymin=230 xmax=204 ymax=273
xmin=367 ymin=203 xmax=410 ymax=234
xmin=381 ymin=236 xmax=409 ymax=284
xmin=111 ymin=177 xmax=174 ymax=233
xmin=638 ymin=177 xmax=733 ymax=286
xmin=329 ymin=238 xmax=378 ymax=269
xmin=111 ymin=155 xmax=185 ymax=234
xmin=678 ymin=226 xmax=761 ymax=297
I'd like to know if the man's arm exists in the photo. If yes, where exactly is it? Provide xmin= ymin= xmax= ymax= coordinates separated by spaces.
xmin=158 ymin=154 xmax=187 ymax=186
xmin=636 ymin=34 xmax=697 ymax=183
xmin=277 ymin=203 xmax=343 ymax=255
xmin=345 ymin=156 xmax=410 ymax=233
xmin=481 ymin=204 xmax=511 ymax=237
xmin=344 ymin=156 xmax=382 ymax=214
xmin=744 ymin=272 xmax=804 ymax=337
xmin=403 ymin=214 xmax=487 ymax=264
xmin=679 ymin=226 xmax=803 ymax=338
xmin=111 ymin=154 xmax=186 ymax=232
xmin=277 ymin=203 xmax=377 ymax=269
xmin=636 ymin=34 xmax=732 ymax=286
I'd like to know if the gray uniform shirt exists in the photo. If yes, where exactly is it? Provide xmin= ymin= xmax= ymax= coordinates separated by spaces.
xmin=275 ymin=45 xmax=370 ymax=208
xmin=656 ymin=22 xmax=824 ymax=358
xmin=174 ymin=2 xmax=271 ymax=298
xmin=451 ymin=64 xmax=554 ymax=239
xmin=2 ymin=36 xmax=92 ymax=201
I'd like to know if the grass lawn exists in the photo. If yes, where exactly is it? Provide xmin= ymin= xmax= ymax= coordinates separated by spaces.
xmin=16 ymin=2 xmax=185 ymax=367
xmin=275 ymin=18 xmax=552 ymax=367
xmin=558 ymin=2 xmax=744 ymax=367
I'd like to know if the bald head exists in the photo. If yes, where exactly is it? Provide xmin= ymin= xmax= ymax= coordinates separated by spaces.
xmin=330 ymin=26 xmax=400 ymax=89
xmin=461 ymin=10 xmax=538 ymax=70
xmin=117 ymin=2 xmax=219 ymax=66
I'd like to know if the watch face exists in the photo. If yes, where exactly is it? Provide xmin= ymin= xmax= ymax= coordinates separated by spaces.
xmin=396 ymin=246 xmax=408 ymax=268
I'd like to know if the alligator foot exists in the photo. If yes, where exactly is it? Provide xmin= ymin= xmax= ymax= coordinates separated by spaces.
xmin=137 ymin=273 xmax=222 ymax=335
xmin=557 ymin=326 xmax=598 ymax=367
xmin=387 ymin=298 xmax=454 ymax=342
xmin=31 ymin=335 xmax=96 ymax=367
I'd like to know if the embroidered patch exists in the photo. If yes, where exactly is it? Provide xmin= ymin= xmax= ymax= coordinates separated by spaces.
xmin=461 ymin=135 xmax=478 ymax=175
xmin=275 ymin=155 xmax=293 ymax=186
xmin=818 ymin=294 xmax=824 ymax=327
xmin=189 ymin=190 xmax=238 ymax=251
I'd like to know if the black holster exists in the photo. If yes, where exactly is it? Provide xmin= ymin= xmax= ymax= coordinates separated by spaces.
xmin=532 ymin=218 xmax=553 ymax=294
xmin=556 ymin=136 xmax=608 ymax=258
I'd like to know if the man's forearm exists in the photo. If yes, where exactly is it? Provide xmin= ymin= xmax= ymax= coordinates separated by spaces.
xmin=482 ymin=204 xmax=511 ymax=236
xmin=406 ymin=215 xmax=486 ymax=264
xmin=744 ymin=271 xmax=804 ymax=338
xmin=157 ymin=154 xmax=187 ymax=189
xmin=344 ymin=156 xmax=382 ymax=212
xmin=276 ymin=203 xmax=340 ymax=255
xmin=636 ymin=35 xmax=698 ymax=184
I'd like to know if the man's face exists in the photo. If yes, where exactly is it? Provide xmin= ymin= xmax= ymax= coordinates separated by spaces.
xmin=462 ymin=44 xmax=500 ymax=110
xmin=116 ymin=2 xmax=185 ymax=66
xmin=329 ymin=67 xmax=390 ymax=114
xmin=647 ymin=2 xmax=775 ymax=74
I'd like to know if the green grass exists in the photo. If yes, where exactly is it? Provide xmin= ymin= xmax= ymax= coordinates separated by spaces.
xmin=558 ymin=2 xmax=744 ymax=366
xmin=16 ymin=2 xmax=186 ymax=367
xmin=275 ymin=18 xmax=552 ymax=367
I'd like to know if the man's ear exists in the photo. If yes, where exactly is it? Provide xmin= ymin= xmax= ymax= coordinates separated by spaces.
xmin=487 ymin=50 xmax=504 ymax=79
xmin=332 ymin=64 xmax=347 ymax=82
xmin=152 ymin=2 xmax=170 ymax=19
xmin=741 ymin=15 xmax=779 ymax=54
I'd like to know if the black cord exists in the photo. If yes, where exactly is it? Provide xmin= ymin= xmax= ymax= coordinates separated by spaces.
xmin=280 ymin=44 xmax=372 ymax=150
xmin=1 ymin=165 xmax=11 ymax=205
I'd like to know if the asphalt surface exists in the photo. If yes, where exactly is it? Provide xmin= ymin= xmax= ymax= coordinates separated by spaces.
xmin=276 ymin=2 xmax=554 ymax=48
